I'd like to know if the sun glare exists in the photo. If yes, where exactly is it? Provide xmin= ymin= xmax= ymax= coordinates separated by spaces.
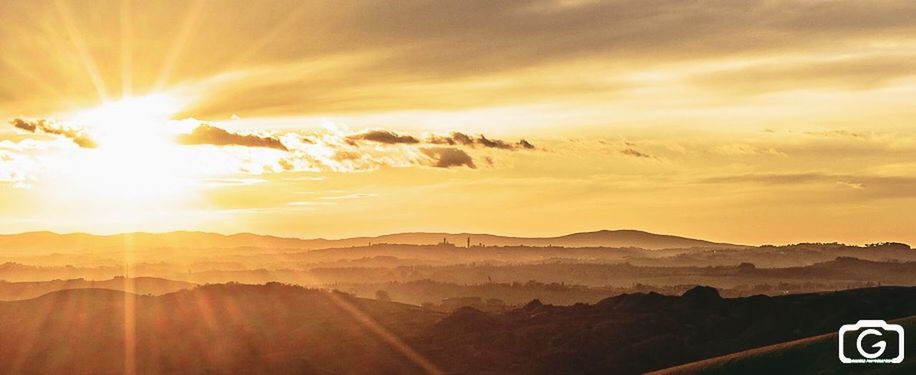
xmin=73 ymin=94 xmax=182 ymax=138
xmin=44 ymin=94 xmax=196 ymax=222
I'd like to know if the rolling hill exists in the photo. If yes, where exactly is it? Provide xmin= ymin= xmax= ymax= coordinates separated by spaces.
xmin=1 ymin=284 xmax=915 ymax=374
xmin=0 ymin=277 xmax=196 ymax=301
xmin=0 ymin=229 xmax=742 ymax=253
xmin=0 ymin=284 xmax=444 ymax=374
xmin=649 ymin=315 xmax=916 ymax=374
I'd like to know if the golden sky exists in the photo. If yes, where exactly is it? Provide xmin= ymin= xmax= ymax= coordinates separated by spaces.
xmin=1 ymin=0 xmax=915 ymax=245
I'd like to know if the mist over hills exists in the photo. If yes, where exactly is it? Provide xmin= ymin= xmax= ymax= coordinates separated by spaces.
xmin=0 ymin=229 xmax=913 ymax=374
xmin=0 ymin=229 xmax=742 ymax=253
xmin=1 ymin=228 xmax=913 ymax=374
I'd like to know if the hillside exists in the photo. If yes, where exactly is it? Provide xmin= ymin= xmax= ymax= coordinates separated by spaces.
xmin=2 ymin=284 xmax=916 ymax=374
xmin=0 ymin=229 xmax=742 ymax=253
xmin=0 ymin=284 xmax=444 ymax=374
xmin=649 ymin=315 xmax=916 ymax=374
xmin=412 ymin=286 xmax=916 ymax=374
xmin=0 ymin=277 xmax=196 ymax=301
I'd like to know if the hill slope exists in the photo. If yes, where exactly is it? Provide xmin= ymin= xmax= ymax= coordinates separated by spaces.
xmin=0 ymin=277 xmax=196 ymax=301
xmin=1 ymin=285 xmax=915 ymax=374
xmin=0 ymin=229 xmax=741 ymax=253
xmin=649 ymin=315 xmax=916 ymax=375
xmin=411 ymin=286 xmax=916 ymax=374
xmin=0 ymin=284 xmax=444 ymax=374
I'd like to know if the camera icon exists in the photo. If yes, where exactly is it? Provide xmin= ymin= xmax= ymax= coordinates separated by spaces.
xmin=838 ymin=320 xmax=905 ymax=364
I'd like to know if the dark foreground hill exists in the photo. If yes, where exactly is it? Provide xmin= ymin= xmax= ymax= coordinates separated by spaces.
xmin=1 ymin=285 xmax=915 ymax=374
xmin=415 ymin=286 xmax=916 ymax=374
xmin=0 ymin=284 xmax=444 ymax=374
xmin=650 ymin=315 xmax=916 ymax=375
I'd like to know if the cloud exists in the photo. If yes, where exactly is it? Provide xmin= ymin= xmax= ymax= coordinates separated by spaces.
xmin=620 ymin=148 xmax=656 ymax=159
xmin=343 ymin=129 xmax=534 ymax=151
xmin=476 ymin=135 xmax=515 ymax=150
xmin=421 ymin=147 xmax=476 ymax=169
xmin=178 ymin=124 xmax=288 ymax=151
xmin=3 ymin=116 xmax=530 ymax=177
xmin=156 ymin=0 xmax=916 ymax=119
xmin=6 ymin=1 xmax=916 ymax=119
xmin=9 ymin=118 xmax=96 ymax=148
xmin=715 ymin=144 xmax=787 ymax=157
xmin=279 ymin=126 xmax=537 ymax=171
xmin=805 ymin=130 xmax=867 ymax=139
xmin=701 ymin=172 xmax=829 ymax=185
xmin=427 ymin=132 xmax=535 ymax=150
xmin=0 ymin=149 xmax=36 ymax=188
xmin=428 ymin=132 xmax=474 ymax=146
xmin=347 ymin=130 xmax=419 ymax=144
xmin=518 ymin=139 xmax=536 ymax=149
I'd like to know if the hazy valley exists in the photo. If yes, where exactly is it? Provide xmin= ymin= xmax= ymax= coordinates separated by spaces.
xmin=0 ymin=230 xmax=914 ymax=373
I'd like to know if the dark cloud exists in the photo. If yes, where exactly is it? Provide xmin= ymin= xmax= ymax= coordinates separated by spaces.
xmin=348 ymin=130 xmax=419 ymax=144
xmin=345 ymin=129 xmax=536 ymax=151
xmin=428 ymin=132 xmax=473 ymax=146
xmin=178 ymin=124 xmax=288 ymax=151
xmin=428 ymin=132 xmax=535 ymax=150
xmin=620 ymin=148 xmax=655 ymax=159
xmin=421 ymin=147 xmax=476 ymax=169
xmin=702 ymin=173 xmax=828 ymax=185
xmin=805 ymin=130 xmax=867 ymax=139
xmin=477 ymin=135 xmax=514 ymax=150
xmin=9 ymin=118 xmax=96 ymax=148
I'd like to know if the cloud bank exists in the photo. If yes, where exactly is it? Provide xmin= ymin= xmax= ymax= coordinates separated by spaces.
xmin=5 ymin=115 xmax=536 ymax=175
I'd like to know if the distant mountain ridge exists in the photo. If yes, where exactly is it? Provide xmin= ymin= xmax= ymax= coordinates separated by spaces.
xmin=0 ymin=229 xmax=743 ymax=253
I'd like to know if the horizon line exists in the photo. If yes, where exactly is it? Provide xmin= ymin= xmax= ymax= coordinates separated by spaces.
xmin=0 ymin=228 xmax=909 ymax=248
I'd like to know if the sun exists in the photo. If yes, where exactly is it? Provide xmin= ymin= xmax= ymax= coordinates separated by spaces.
xmin=40 ymin=94 xmax=198 ymax=224
xmin=72 ymin=94 xmax=182 ymax=140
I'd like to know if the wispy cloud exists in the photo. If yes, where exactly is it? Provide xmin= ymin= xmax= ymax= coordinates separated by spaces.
xmin=805 ymin=130 xmax=867 ymax=139
xmin=620 ymin=147 xmax=657 ymax=160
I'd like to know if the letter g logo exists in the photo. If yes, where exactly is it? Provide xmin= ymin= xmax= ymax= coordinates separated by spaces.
xmin=856 ymin=329 xmax=886 ymax=359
